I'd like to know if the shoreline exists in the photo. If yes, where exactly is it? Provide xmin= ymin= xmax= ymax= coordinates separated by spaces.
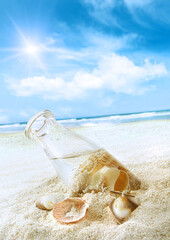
xmin=1 ymin=110 xmax=170 ymax=134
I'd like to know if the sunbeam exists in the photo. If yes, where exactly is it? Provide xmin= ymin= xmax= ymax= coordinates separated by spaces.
xmin=0 ymin=18 xmax=46 ymax=71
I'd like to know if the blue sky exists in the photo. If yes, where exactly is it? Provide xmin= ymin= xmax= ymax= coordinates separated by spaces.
xmin=0 ymin=0 xmax=170 ymax=123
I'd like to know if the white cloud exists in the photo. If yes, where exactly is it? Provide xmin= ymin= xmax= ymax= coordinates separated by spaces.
xmin=74 ymin=72 xmax=103 ymax=89
xmin=43 ymin=30 xmax=137 ymax=68
xmin=9 ymin=76 xmax=65 ymax=97
xmin=84 ymin=0 xmax=170 ymax=28
xmin=124 ymin=0 xmax=170 ymax=26
xmin=85 ymin=0 xmax=115 ymax=9
xmin=84 ymin=0 xmax=122 ymax=28
xmin=80 ymin=31 xmax=137 ymax=59
xmin=124 ymin=0 xmax=152 ymax=8
xmin=7 ymin=53 xmax=167 ymax=99
xmin=93 ymin=54 xmax=167 ymax=94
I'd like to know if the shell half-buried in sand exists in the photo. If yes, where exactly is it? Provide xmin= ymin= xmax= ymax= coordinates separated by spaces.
xmin=109 ymin=194 xmax=139 ymax=224
xmin=36 ymin=194 xmax=63 ymax=211
xmin=53 ymin=198 xmax=89 ymax=224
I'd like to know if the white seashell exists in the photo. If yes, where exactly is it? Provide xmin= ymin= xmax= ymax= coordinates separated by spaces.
xmin=100 ymin=166 xmax=129 ymax=191
xmin=36 ymin=194 xmax=64 ymax=211
xmin=100 ymin=166 xmax=120 ymax=190
xmin=88 ymin=171 xmax=104 ymax=191
xmin=113 ymin=196 xmax=132 ymax=219
xmin=109 ymin=195 xmax=138 ymax=224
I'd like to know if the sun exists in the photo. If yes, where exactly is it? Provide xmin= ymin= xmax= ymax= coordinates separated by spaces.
xmin=0 ymin=20 xmax=46 ymax=69
xmin=24 ymin=44 xmax=39 ymax=55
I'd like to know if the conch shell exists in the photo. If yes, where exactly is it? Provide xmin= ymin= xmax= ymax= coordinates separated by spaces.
xmin=82 ymin=149 xmax=140 ymax=192
xmin=100 ymin=166 xmax=129 ymax=192
xmin=109 ymin=193 xmax=139 ymax=224
xmin=53 ymin=198 xmax=88 ymax=224
xmin=87 ymin=166 xmax=129 ymax=192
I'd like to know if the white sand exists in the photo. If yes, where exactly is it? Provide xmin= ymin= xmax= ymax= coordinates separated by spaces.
xmin=0 ymin=120 xmax=170 ymax=239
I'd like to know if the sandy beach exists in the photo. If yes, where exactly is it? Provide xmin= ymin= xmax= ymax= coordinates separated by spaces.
xmin=0 ymin=120 xmax=170 ymax=240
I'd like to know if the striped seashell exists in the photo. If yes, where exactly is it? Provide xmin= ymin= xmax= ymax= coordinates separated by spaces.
xmin=53 ymin=198 xmax=89 ymax=224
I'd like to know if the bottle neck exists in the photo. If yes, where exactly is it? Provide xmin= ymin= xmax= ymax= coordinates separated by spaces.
xmin=25 ymin=110 xmax=55 ymax=139
xmin=25 ymin=110 xmax=100 ymax=159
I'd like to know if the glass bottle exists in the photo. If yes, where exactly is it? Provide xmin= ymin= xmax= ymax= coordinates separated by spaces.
xmin=25 ymin=110 xmax=140 ymax=195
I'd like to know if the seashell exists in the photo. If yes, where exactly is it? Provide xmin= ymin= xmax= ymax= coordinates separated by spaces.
xmin=109 ymin=195 xmax=139 ymax=224
xmin=97 ymin=150 xmax=141 ymax=190
xmin=110 ymin=190 xmax=140 ymax=205
xmin=86 ymin=166 xmax=129 ymax=192
xmin=53 ymin=198 xmax=89 ymax=224
xmin=88 ymin=171 xmax=104 ymax=191
xmin=36 ymin=194 xmax=64 ymax=211
xmin=114 ymin=170 xmax=129 ymax=192
xmin=99 ymin=166 xmax=129 ymax=192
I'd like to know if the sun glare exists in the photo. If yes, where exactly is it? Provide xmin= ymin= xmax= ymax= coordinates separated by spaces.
xmin=0 ymin=19 xmax=46 ymax=70
xmin=25 ymin=44 xmax=38 ymax=55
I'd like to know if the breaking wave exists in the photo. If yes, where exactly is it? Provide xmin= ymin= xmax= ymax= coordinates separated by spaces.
xmin=1 ymin=110 xmax=170 ymax=133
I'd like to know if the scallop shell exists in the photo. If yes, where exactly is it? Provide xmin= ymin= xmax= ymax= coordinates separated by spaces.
xmin=53 ymin=198 xmax=89 ymax=224
xmin=109 ymin=195 xmax=139 ymax=224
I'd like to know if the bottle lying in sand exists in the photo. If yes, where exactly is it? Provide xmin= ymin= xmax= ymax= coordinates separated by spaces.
xmin=25 ymin=110 xmax=140 ymax=196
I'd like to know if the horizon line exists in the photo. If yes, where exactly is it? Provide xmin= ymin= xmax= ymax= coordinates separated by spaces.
xmin=0 ymin=108 xmax=170 ymax=126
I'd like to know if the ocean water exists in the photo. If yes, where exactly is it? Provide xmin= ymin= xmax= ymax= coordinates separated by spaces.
xmin=0 ymin=109 xmax=170 ymax=133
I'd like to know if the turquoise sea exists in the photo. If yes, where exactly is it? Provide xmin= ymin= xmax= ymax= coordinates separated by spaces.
xmin=0 ymin=109 xmax=170 ymax=133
